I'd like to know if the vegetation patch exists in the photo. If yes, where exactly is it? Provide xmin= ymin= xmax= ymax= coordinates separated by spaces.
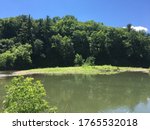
xmin=2 ymin=76 xmax=57 ymax=113
xmin=13 ymin=65 xmax=149 ymax=76
xmin=0 ymin=15 xmax=150 ymax=70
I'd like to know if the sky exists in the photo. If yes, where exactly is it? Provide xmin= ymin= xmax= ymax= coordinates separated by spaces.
xmin=0 ymin=0 xmax=150 ymax=32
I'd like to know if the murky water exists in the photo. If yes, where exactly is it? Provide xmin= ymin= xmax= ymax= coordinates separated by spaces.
xmin=0 ymin=72 xmax=150 ymax=113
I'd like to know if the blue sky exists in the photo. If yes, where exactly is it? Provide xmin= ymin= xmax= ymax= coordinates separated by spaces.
xmin=0 ymin=0 xmax=150 ymax=32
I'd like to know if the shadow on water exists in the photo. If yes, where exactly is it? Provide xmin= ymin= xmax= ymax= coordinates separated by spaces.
xmin=0 ymin=72 xmax=150 ymax=113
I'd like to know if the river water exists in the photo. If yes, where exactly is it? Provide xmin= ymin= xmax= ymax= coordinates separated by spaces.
xmin=0 ymin=72 xmax=150 ymax=113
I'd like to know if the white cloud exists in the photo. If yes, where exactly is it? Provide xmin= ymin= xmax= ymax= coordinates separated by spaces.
xmin=131 ymin=26 xmax=148 ymax=32
xmin=123 ymin=26 xmax=148 ymax=32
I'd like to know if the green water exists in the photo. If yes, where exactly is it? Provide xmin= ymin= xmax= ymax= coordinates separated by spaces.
xmin=0 ymin=72 xmax=150 ymax=113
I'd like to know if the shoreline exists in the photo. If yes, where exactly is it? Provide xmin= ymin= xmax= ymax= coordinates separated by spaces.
xmin=11 ymin=65 xmax=150 ymax=76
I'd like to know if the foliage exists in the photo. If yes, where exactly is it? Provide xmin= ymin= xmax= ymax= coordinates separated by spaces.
xmin=84 ymin=56 xmax=95 ymax=66
xmin=0 ymin=50 xmax=15 ymax=69
xmin=0 ymin=15 xmax=150 ymax=70
xmin=0 ymin=44 xmax=32 ymax=70
xmin=3 ymin=76 xmax=56 ymax=113
xmin=0 ymin=39 xmax=15 ymax=53
xmin=74 ymin=53 xmax=84 ymax=66
xmin=50 ymin=34 xmax=74 ymax=66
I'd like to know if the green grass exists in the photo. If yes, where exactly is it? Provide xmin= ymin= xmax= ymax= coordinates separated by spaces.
xmin=13 ymin=65 xmax=149 ymax=76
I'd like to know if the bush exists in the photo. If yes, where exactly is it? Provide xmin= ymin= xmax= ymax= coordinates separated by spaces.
xmin=84 ymin=56 xmax=95 ymax=66
xmin=3 ymin=76 xmax=56 ymax=113
xmin=74 ymin=53 xmax=84 ymax=66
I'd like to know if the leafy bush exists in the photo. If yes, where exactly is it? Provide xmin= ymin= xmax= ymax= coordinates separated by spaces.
xmin=84 ymin=56 xmax=95 ymax=66
xmin=74 ymin=53 xmax=84 ymax=66
xmin=3 ymin=76 xmax=56 ymax=113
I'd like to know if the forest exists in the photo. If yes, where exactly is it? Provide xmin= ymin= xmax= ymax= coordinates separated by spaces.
xmin=0 ymin=15 xmax=150 ymax=70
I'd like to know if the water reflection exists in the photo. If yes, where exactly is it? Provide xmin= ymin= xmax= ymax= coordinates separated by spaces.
xmin=0 ymin=72 xmax=150 ymax=113
xmin=104 ymin=98 xmax=150 ymax=113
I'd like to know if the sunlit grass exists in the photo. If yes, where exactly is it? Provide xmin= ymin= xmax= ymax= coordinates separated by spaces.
xmin=13 ymin=65 xmax=149 ymax=76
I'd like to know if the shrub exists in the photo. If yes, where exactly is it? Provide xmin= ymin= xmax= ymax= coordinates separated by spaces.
xmin=74 ymin=53 xmax=84 ymax=66
xmin=84 ymin=56 xmax=95 ymax=66
xmin=3 ymin=76 xmax=56 ymax=113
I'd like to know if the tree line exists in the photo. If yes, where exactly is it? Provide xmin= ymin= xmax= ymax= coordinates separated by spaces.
xmin=0 ymin=15 xmax=150 ymax=70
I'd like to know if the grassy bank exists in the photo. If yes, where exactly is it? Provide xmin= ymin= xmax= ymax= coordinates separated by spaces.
xmin=13 ymin=65 xmax=150 ymax=76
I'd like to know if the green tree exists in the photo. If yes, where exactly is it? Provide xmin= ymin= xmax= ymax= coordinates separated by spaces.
xmin=17 ymin=15 xmax=34 ymax=44
xmin=3 ymin=76 xmax=56 ymax=113
xmin=12 ymin=44 xmax=32 ymax=69
xmin=50 ymin=34 xmax=75 ymax=66
xmin=72 ymin=30 xmax=90 ymax=59
xmin=105 ymin=28 xmax=127 ymax=65
xmin=0 ymin=50 xmax=15 ymax=69
xmin=0 ymin=18 xmax=18 ymax=39
xmin=0 ymin=44 xmax=32 ymax=70
xmin=0 ymin=39 xmax=15 ymax=53
xmin=35 ymin=18 xmax=45 ymax=41
xmin=126 ymin=31 xmax=150 ymax=67
xmin=89 ymin=30 xmax=108 ymax=64
xmin=32 ymin=39 xmax=46 ymax=67
xmin=56 ymin=15 xmax=77 ymax=36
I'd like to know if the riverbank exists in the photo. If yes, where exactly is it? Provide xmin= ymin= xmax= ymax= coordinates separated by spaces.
xmin=12 ymin=65 xmax=150 ymax=76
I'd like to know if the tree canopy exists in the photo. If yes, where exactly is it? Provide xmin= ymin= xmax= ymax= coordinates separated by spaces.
xmin=0 ymin=15 xmax=150 ymax=70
